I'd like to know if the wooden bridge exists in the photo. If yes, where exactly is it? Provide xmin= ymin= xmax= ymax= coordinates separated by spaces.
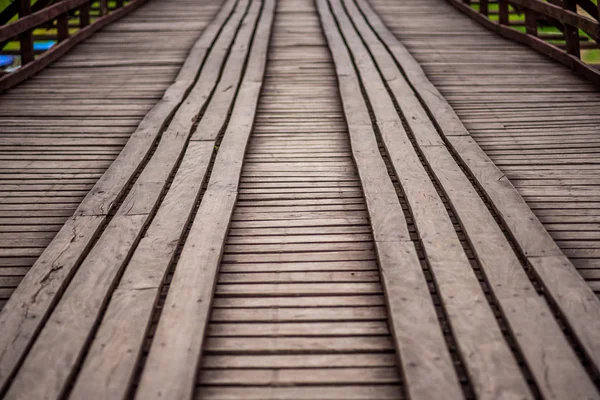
xmin=1 ymin=0 xmax=600 ymax=398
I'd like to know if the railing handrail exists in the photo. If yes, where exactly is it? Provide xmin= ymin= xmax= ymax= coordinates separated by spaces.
xmin=1 ymin=0 xmax=59 ymax=28
xmin=508 ymin=0 xmax=600 ymax=39
xmin=0 ymin=0 xmax=88 ymax=43
xmin=0 ymin=0 xmax=144 ymax=91
xmin=447 ymin=0 xmax=600 ymax=85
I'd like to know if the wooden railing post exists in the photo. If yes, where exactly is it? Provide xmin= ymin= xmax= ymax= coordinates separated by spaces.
xmin=80 ymin=2 xmax=90 ymax=28
xmin=57 ymin=13 xmax=69 ymax=42
xmin=563 ymin=0 xmax=581 ymax=58
xmin=99 ymin=0 xmax=108 ymax=16
xmin=525 ymin=9 xmax=537 ymax=36
xmin=480 ymin=0 xmax=489 ymax=16
xmin=498 ymin=0 xmax=509 ymax=25
xmin=17 ymin=0 xmax=34 ymax=65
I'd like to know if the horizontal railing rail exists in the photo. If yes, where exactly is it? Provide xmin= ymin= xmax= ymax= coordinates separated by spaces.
xmin=0 ymin=0 xmax=146 ymax=91
xmin=448 ymin=0 xmax=600 ymax=84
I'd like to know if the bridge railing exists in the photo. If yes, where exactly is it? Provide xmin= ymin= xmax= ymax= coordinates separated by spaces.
xmin=0 ymin=0 xmax=146 ymax=91
xmin=447 ymin=0 xmax=600 ymax=84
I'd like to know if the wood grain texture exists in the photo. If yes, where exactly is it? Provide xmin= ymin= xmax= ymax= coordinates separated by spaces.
xmin=362 ymin=0 xmax=600 ymax=379
xmin=1 ymin=0 xmax=599 ymax=397
xmin=368 ymin=0 xmax=600 ymax=298
xmin=69 ymin=141 xmax=213 ymax=400
xmin=135 ymin=1 xmax=275 ymax=398
xmin=335 ymin=0 xmax=533 ymax=398
xmin=0 ymin=0 xmax=224 ymax=394
xmin=196 ymin=1 xmax=404 ymax=397
xmin=317 ymin=0 xmax=464 ymax=398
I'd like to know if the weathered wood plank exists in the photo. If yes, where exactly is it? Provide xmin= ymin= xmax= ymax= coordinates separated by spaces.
xmin=134 ymin=1 xmax=274 ymax=397
xmin=197 ymin=385 xmax=403 ymax=400
xmin=316 ymin=0 xmax=463 ymax=397
xmin=0 ymin=0 xmax=233 ymax=394
xmin=357 ymin=0 xmax=600 ymax=382
xmin=70 ymin=141 xmax=213 ymax=400
xmin=199 ymin=367 xmax=400 ymax=385
xmin=333 ymin=1 xmax=533 ymax=397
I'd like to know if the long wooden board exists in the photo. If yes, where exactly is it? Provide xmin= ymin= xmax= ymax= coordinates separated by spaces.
xmin=330 ymin=0 xmax=534 ymax=397
xmin=0 ymin=0 xmax=234 ymax=394
xmin=134 ymin=1 xmax=275 ymax=398
xmin=334 ymin=0 xmax=600 ymax=397
xmin=316 ymin=0 xmax=465 ymax=398
xmin=197 ymin=1 xmax=404 ymax=397
xmin=358 ymin=0 xmax=600 ymax=379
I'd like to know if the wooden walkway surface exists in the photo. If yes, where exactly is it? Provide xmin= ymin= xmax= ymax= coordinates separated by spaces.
xmin=0 ymin=0 xmax=600 ymax=398
xmin=0 ymin=0 xmax=221 ymax=308
xmin=371 ymin=0 xmax=600 ymax=296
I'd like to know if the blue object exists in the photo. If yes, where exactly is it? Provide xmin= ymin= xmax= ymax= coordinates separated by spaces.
xmin=33 ymin=41 xmax=55 ymax=51
xmin=0 ymin=55 xmax=12 ymax=67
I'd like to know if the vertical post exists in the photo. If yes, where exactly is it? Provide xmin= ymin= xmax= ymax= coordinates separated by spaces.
xmin=498 ymin=0 xmax=509 ymax=26
xmin=80 ymin=2 xmax=90 ymax=28
xmin=480 ymin=0 xmax=489 ymax=16
xmin=116 ymin=0 xmax=124 ymax=8
xmin=99 ymin=0 xmax=108 ymax=16
xmin=57 ymin=13 xmax=70 ymax=42
xmin=525 ymin=9 xmax=537 ymax=36
xmin=17 ymin=0 xmax=34 ymax=65
xmin=563 ymin=0 xmax=581 ymax=58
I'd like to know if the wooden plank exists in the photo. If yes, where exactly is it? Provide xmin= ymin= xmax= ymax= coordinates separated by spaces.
xmin=316 ymin=0 xmax=463 ymax=398
xmin=134 ymin=1 xmax=275 ymax=397
xmin=216 ymin=282 xmax=383 ymax=296
xmin=181 ymin=10 xmax=405 ymax=387
xmin=197 ymin=385 xmax=403 ymax=400
xmin=357 ymin=0 xmax=600 ymax=380
xmin=202 ymin=353 xmax=398 ymax=368
xmin=5 ymin=0 xmax=259 ymax=397
xmin=4 ymin=214 xmax=147 ymax=399
xmin=449 ymin=133 xmax=600 ymax=375
xmin=210 ymin=306 xmax=388 ymax=321
xmin=357 ymin=0 xmax=600 ymax=396
xmin=423 ymin=141 xmax=598 ymax=399
xmin=207 ymin=321 xmax=390 ymax=336
xmin=212 ymin=295 xmax=386 ymax=308
xmin=199 ymin=367 xmax=400 ymax=385
xmin=69 ymin=141 xmax=213 ymax=400
xmin=0 ymin=0 xmax=235 ymax=393
xmin=334 ymin=1 xmax=534 ymax=397
xmin=203 ymin=336 xmax=395 ymax=353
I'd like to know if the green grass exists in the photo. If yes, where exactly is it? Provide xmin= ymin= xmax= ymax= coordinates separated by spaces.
xmin=0 ymin=0 xmax=12 ymax=10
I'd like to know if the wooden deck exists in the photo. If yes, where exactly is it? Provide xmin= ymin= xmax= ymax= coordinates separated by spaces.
xmin=0 ymin=0 xmax=221 ymax=308
xmin=1 ymin=0 xmax=600 ymax=398
xmin=371 ymin=0 xmax=600 ymax=296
